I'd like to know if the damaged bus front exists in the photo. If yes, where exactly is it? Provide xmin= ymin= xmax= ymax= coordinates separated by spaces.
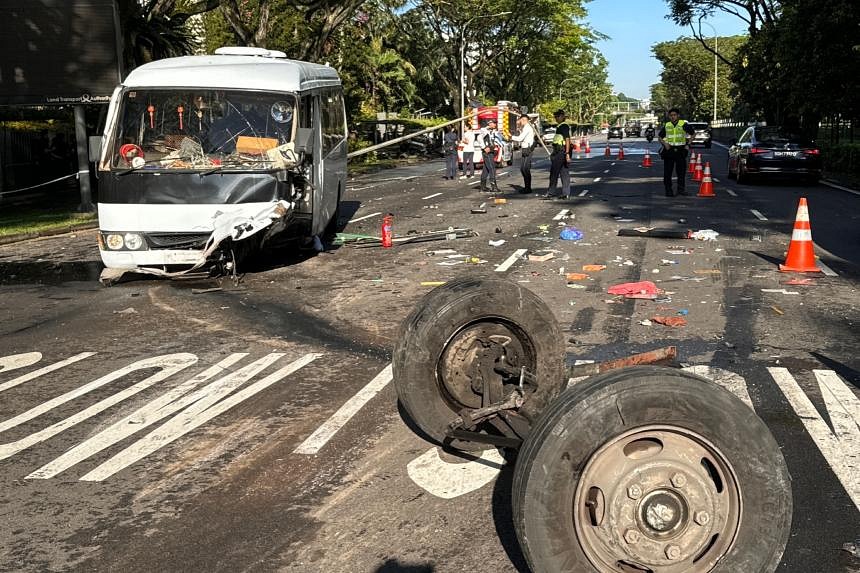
xmin=97 ymin=47 xmax=346 ymax=281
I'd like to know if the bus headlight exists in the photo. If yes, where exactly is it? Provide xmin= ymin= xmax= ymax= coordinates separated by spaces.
xmin=105 ymin=234 xmax=124 ymax=250
xmin=123 ymin=233 xmax=145 ymax=250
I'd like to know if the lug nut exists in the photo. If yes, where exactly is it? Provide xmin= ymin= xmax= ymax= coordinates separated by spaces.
xmin=671 ymin=473 xmax=687 ymax=488
xmin=695 ymin=511 xmax=710 ymax=525
xmin=665 ymin=544 xmax=681 ymax=560
xmin=624 ymin=529 xmax=641 ymax=544
xmin=627 ymin=485 xmax=642 ymax=499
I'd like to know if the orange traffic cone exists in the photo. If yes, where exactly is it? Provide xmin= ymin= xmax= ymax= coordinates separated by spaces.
xmin=642 ymin=149 xmax=652 ymax=167
xmin=604 ymin=144 xmax=611 ymax=157
xmin=617 ymin=143 xmax=625 ymax=160
xmin=688 ymin=152 xmax=696 ymax=173
xmin=698 ymin=162 xmax=715 ymax=196
xmin=585 ymin=139 xmax=591 ymax=154
xmin=573 ymin=139 xmax=581 ymax=153
xmin=692 ymin=154 xmax=703 ymax=182
xmin=779 ymin=198 xmax=821 ymax=273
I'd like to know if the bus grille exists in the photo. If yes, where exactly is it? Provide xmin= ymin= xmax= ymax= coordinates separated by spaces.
xmin=146 ymin=232 xmax=211 ymax=249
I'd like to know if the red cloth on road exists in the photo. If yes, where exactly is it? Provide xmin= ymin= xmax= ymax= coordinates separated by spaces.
xmin=607 ymin=281 xmax=662 ymax=296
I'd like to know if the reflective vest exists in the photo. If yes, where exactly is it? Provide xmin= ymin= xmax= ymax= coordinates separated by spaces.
xmin=552 ymin=123 xmax=567 ymax=146
xmin=664 ymin=120 xmax=688 ymax=145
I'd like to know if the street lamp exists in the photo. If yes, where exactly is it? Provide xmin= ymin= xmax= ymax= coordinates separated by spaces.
xmin=460 ymin=11 xmax=512 ymax=135
xmin=700 ymin=21 xmax=718 ymax=122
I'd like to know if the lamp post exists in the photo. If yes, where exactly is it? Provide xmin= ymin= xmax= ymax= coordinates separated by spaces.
xmin=460 ymin=12 xmax=511 ymax=135
xmin=701 ymin=21 xmax=718 ymax=122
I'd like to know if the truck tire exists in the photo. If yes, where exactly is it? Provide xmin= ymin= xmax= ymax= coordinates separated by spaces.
xmin=513 ymin=366 xmax=792 ymax=573
xmin=393 ymin=277 xmax=565 ymax=450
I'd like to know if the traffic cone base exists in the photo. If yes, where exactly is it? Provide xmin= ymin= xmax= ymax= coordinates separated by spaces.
xmin=779 ymin=198 xmax=821 ymax=272
xmin=642 ymin=150 xmax=652 ymax=167
xmin=698 ymin=162 xmax=715 ymax=196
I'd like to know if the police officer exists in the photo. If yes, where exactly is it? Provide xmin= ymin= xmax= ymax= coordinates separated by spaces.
xmin=510 ymin=114 xmax=536 ymax=193
xmin=547 ymin=109 xmax=571 ymax=198
xmin=479 ymin=119 xmax=502 ymax=193
xmin=658 ymin=108 xmax=694 ymax=196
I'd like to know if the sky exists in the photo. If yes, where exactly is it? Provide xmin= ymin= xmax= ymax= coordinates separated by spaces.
xmin=586 ymin=0 xmax=749 ymax=100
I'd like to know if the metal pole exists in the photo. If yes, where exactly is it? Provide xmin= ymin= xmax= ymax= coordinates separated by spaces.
xmin=701 ymin=21 xmax=718 ymax=122
xmin=460 ymin=25 xmax=466 ymax=137
xmin=347 ymin=112 xmax=477 ymax=159
xmin=73 ymin=105 xmax=94 ymax=212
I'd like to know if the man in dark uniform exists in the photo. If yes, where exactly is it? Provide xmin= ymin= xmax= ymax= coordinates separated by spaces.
xmin=658 ymin=108 xmax=694 ymax=196
xmin=479 ymin=119 xmax=501 ymax=193
xmin=547 ymin=109 xmax=571 ymax=198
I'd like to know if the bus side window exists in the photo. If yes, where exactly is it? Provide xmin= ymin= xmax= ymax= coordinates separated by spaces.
xmin=321 ymin=89 xmax=345 ymax=156
xmin=300 ymin=95 xmax=313 ymax=129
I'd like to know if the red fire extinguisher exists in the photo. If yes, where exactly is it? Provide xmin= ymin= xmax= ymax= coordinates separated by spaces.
xmin=381 ymin=214 xmax=393 ymax=248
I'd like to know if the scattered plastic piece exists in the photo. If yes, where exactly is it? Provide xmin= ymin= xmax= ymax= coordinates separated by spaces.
xmin=426 ymin=249 xmax=457 ymax=256
xmin=678 ymin=309 xmax=689 ymax=316
xmin=608 ymin=281 xmax=661 ymax=297
xmin=566 ymin=273 xmax=588 ymax=281
xmin=529 ymin=252 xmax=555 ymax=262
xmin=566 ymin=284 xmax=587 ymax=289
xmin=489 ymin=239 xmax=506 ymax=247
xmin=761 ymin=289 xmax=800 ymax=295
xmin=660 ymin=259 xmax=679 ymax=265
xmin=471 ymin=208 xmax=487 ymax=214
xmin=770 ymin=305 xmax=785 ymax=315
xmin=582 ymin=264 xmax=606 ymax=271
xmin=191 ymin=287 xmax=223 ymax=294
xmin=691 ymin=229 xmax=719 ymax=241
xmin=560 ymin=227 xmax=584 ymax=241
xmin=420 ymin=281 xmax=446 ymax=286
xmin=113 ymin=307 xmax=137 ymax=315
xmin=651 ymin=316 xmax=687 ymax=327
xmin=639 ymin=319 xmax=653 ymax=326
xmin=494 ymin=198 xmax=507 ymax=205
xmin=784 ymin=278 xmax=813 ymax=285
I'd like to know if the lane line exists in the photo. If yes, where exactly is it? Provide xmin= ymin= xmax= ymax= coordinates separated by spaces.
xmin=814 ymin=370 xmax=860 ymax=440
xmin=495 ymin=248 xmax=528 ymax=273
xmin=750 ymin=209 xmax=768 ymax=221
xmin=725 ymin=189 xmax=738 ymax=197
xmin=578 ymin=189 xmax=589 ymax=197
xmin=552 ymin=209 xmax=570 ymax=221
xmin=594 ymin=177 xmax=602 ymax=183
xmin=683 ymin=366 xmax=754 ymax=410
xmin=294 ymin=364 xmax=393 ymax=455
xmin=603 ymin=169 xmax=610 ymax=174
xmin=422 ymin=192 xmax=442 ymax=200
xmin=768 ymin=367 xmax=860 ymax=512
xmin=468 ymin=179 xmax=481 ymax=186
xmin=0 ymin=352 xmax=95 ymax=393
xmin=26 ymin=353 xmax=253 ymax=479
xmin=821 ymin=180 xmax=860 ymax=197
xmin=82 ymin=353 xmax=322 ymax=481
xmin=350 ymin=212 xmax=382 ymax=223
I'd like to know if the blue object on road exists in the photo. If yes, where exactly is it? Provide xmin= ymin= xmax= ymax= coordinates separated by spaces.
xmin=560 ymin=227 xmax=584 ymax=241
xmin=678 ymin=309 xmax=689 ymax=316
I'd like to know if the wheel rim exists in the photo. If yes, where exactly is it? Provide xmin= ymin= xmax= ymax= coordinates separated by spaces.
xmin=436 ymin=319 xmax=535 ymax=412
xmin=574 ymin=425 xmax=742 ymax=572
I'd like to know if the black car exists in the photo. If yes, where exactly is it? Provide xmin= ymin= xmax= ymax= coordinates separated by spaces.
xmin=688 ymin=122 xmax=712 ymax=148
xmin=625 ymin=123 xmax=641 ymax=137
xmin=728 ymin=126 xmax=822 ymax=183
xmin=607 ymin=126 xmax=623 ymax=139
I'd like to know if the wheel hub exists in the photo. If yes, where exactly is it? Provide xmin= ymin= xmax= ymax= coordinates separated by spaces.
xmin=640 ymin=490 xmax=687 ymax=536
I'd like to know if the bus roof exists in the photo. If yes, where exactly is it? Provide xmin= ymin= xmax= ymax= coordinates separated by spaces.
xmin=122 ymin=53 xmax=341 ymax=92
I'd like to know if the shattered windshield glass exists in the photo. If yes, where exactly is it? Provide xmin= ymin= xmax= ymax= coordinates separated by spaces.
xmin=111 ymin=89 xmax=298 ymax=170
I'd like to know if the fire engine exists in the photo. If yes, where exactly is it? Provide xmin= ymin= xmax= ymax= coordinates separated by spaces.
xmin=457 ymin=101 xmax=520 ymax=169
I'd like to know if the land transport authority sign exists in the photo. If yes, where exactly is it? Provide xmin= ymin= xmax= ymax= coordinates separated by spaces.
xmin=0 ymin=0 xmax=122 ymax=106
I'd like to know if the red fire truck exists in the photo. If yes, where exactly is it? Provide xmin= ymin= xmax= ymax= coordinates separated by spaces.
xmin=458 ymin=101 xmax=518 ymax=169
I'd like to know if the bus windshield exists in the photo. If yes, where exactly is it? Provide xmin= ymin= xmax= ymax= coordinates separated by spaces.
xmin=110 ymin=89 xmax=298 ymax=171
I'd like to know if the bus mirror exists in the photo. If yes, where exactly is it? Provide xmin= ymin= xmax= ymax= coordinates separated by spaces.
xmin=295 ymin=128 xmax=312 ymax=153
xmin=88 ymin=136 xmax=102 ymax=162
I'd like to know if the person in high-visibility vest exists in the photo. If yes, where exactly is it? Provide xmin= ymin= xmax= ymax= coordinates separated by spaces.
xmin=658 ymin=108 xmax=694 ymax=196
xmin=546 ymin=109 xmax=571 ymax=198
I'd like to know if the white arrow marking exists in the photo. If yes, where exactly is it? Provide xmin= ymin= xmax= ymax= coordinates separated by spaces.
xmin=768 ymin=367 xmax=860 ymax=512
xmin=80 ymin=352 xmax=322 ymax=481
xmin=0 ymin=352 xmax=96 ymax=394
xmin=407 ymin=447 xmax=505 ymax=499
xmin=0 ymin=352 xmax=42 ymax=374
xmin=26 ymin=353 xmax=254 ymax=479
xmin=0 ymin=354 xmax=197 ymax=461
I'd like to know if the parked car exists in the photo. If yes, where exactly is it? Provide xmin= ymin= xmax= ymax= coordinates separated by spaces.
xmin=607 ymin=126 xmax=624 ymax=139
xmin=542 ymin=127 xmax=557 ymax=144
xmin=727 ymin=126 xmax=822 ymax=184
xmin=688 ymin=122 xmax=712 ymax=148
xmin=624 ymin=122 xmax=641 ymax=137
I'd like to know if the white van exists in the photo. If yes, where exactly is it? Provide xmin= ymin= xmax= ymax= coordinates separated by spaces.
xmin=96 ymin=47 xmax=346 ymax=279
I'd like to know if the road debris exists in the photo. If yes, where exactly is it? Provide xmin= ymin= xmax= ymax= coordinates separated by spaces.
xmin=608 ymin=281 xmax=662 ymax=299
xmin=565 ymin=273 xmax=588 ymax=281
xmin=582 ymin=264 xmax=606 ymax=271
xmin=489 ymin=239 xmax=506 ymax=247
xmin=694 ymin=269 xmax=722 ymax=275
xmin=420 ymin=281 xmax=446 ymax=286
xmin=651 ymin=316 xmax=687 ymax=327
xmin=761 ymin=289 xmax=801 ymax=295
xmin=113 ymin=307 xmax=138 ymax=315
xmin=529 ymin=252 xmax=555 ymax=262
xmin=691 ymin=229 xmax=720 ymax=241
xmin=618 ymin=228 xmax=691 ymax=239
xmin=784 ymin=278 xmax=814 ymax=285
xmin=560 ymin=227 xmax=584 ymax=241
xmin=770 ymin=305 xmax=785 ymax=315
xmin=191 ymin=287 xmax=223 ymax=294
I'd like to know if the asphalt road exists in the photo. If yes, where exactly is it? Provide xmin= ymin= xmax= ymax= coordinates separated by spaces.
xmin=0 ymin=136 xmax=858 ymax=573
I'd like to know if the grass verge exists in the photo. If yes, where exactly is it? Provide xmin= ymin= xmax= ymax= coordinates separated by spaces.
xmin=0 ymin=205 xmax=97 ymax=238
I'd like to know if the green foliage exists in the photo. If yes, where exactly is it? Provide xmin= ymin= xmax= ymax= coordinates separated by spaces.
xmin=821 ymin=142 xmax=860 ymax=176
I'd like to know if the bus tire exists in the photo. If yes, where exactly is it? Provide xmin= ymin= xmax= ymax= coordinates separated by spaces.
xmin=512 ymin=366 xmax=792 ymax=573
xmin=393 ymin=277 xmax=565 ymax=450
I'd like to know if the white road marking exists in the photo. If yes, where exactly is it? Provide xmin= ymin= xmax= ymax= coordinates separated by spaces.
xmin=407 ymin=447 xmax=505 ymax=499
xmin=821 ymin=180 xmax=860 ymax=197
xmin=435 ymin=167 xmax=446 ymax=172
xmin=0 ymin=352 xmax=42 ymax=374
xmin=0 ymin=352 xmax=95 ymax=393
xmin=422 ymin=192 xmax=442 ymax=200
xmin=468 ymin=179 xmax=481 ymax=186
xmin=603 ymin=169 xmax=610 ymax=174
xmin=495 ymin=248 xmax=528 ymax=273
xmin=816 ymin=259 xmax=838 ymax=277
xmin=350 ymin=212 xmax=382 ymax=223
xmin=725 ymin=189 xmax=738 ymax=197
xmin=27 ymin=353 xmax=263 ymax=479
xmin=682 ymin=366 xmax=754 ymax=409
xmin=0 ymin=354 xmax=198 ymax=461
xmin=578 ymin=189 xmax=589 ymax=197
xmin=594 ymin=177 xmax=602 ymax=182
xmin=611 ymin=162 xmax=616 ymax=166
xmin=768 ymin=367 xmax=860 ymax=512
xmin=553 ymin=209 xmax=570 ymax=221
xmin=713 ymin=178 xmax=720 ymax=183
xmin=80 ymin=353 xmax=322 ymax=481
xmin=294 ymin=364 xmax=393 ymax=455
xmin=750 ymin=209 xmax=768 ymax=221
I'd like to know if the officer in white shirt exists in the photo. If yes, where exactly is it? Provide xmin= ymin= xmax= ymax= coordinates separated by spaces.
xmin=511 ymin=113 xmax=536 ymax=193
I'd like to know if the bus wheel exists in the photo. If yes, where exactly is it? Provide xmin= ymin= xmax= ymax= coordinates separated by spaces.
xmin=393 ymin=277 xmax=565 ymax=450
xmin=513 ymin=366 xmax=792 ymax=573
